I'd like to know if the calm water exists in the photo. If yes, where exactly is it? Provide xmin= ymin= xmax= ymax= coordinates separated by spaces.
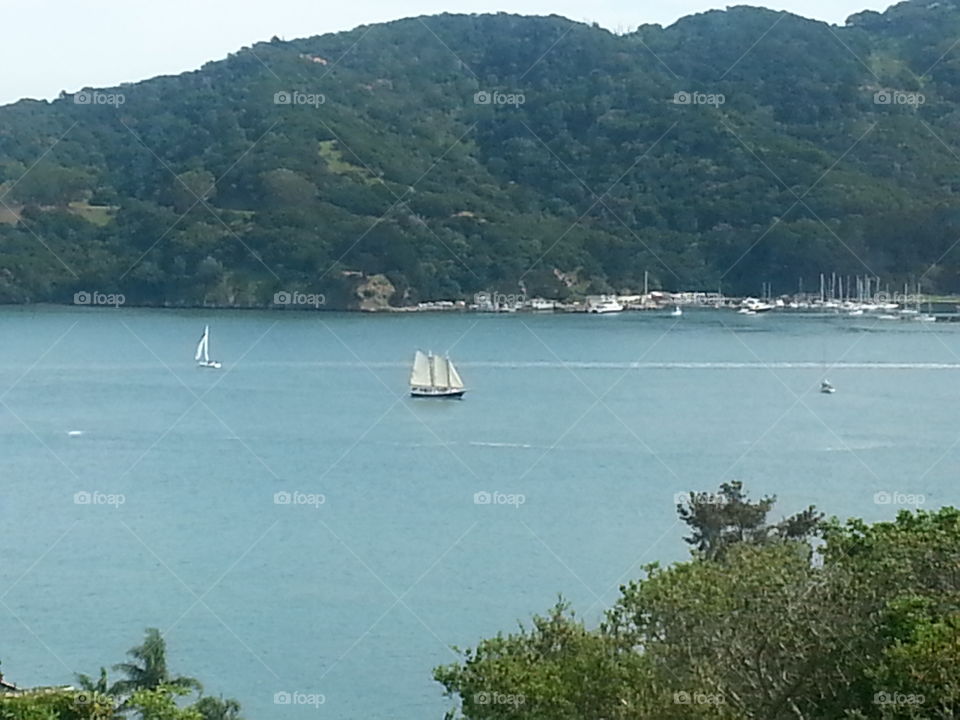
xmin=2 ymin=306 xmax=958 ymax=719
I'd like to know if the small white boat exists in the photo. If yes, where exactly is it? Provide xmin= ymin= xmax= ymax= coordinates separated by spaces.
xmin=587 ymin=296 xmax=624 ymax=314
xmin=195 ymin=325 xmax=222 ymax=369
xmin=737 ymin=307 xmax=757 ymax=316
xmin=529 ymin=298 xmax=555 ymax=312
xmin=914 ymin=314 xmax=936 ymax=323
xmin=847 ymin=309 xmax=864 ymax=317
xmin=820 ymin=380 xmax=835 ymax=394
xmin=670 ymin=306 xmax=683 ymax=317
xmin=410 ymin=350 xmax=465 ymax=398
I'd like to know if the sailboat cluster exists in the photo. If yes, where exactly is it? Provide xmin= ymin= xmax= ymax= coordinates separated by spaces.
xmin=193 ymin=329 xmax=467 ymax=398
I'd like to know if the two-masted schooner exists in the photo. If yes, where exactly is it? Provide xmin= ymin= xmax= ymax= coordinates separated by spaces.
xmin=410 ymin=350 xmax=466 ymax=398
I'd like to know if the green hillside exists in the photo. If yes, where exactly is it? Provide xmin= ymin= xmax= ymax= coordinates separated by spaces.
xmin=3 ymin=1 xmax=960 ymax=307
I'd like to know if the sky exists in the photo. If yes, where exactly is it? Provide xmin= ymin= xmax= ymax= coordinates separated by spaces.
xmin=1 ymin=0 xmax=897 ymax=106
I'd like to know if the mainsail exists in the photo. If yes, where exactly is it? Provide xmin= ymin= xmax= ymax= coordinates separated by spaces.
xmin=430 ymin=353 xmax=449 ymax=388
xmin=410 ymin=350 xmax=432 ymax=387
xmin=195 ymin=326 xmax=210 ymax=363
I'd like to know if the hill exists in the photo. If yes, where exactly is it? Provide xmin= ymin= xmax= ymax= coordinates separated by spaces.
xmin=3 ymin=1 xmax=960 ymax=307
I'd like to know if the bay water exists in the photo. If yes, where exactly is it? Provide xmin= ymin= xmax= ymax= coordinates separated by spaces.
xmin=1 ymin=306 xmax=956 ymax=718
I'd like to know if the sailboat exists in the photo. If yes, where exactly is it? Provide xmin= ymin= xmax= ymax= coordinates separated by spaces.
xmin=670 ymin=306 xmax=683 ymax=317
xmin=195 ymin=325 xmax=222 ymax=369
xmin=820 ymin=379 xmax=836 ymax=394
xmin=410 ymin=350 xmax=465 ymax=398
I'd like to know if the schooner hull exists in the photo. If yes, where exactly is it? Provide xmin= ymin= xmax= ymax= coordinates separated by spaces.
xmin=410 ymin=387 xmax=466 ymax=398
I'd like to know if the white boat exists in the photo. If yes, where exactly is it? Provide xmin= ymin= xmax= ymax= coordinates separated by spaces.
xmin=587 ymin=296 xmax=624 ymax=314
xmin=737 ymin=307 xmax=757 ymax=316
xmin=740 ymin=298 xmax=774 ymax=313
xmin=914 ymin=314 xmax=936 ymax=323
xmin=195 ymin=325 xmax=222 ymax=369
xmin=410 ymin=350 xmax=466 ymax=398
xmin=820 ymin=380 xmax=835 ymax=394
xmin=670 ymin=306 xmax=683 ymax=317
xmin=529 ymin=298 xmax=555 ymax=312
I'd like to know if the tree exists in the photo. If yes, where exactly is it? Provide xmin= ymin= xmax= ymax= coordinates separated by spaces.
xmin=75 ymin=667 xmax=111 ymax=695
xmin=110 ymin=629 xmax=202 ymax=698
xmin=435 ymin=490 xmax=960 ymax=719
xmin=126 ymin=686 xmax=202 ymax=720
xmin=676 ymin=481 xmax=823 ymax=560
xmin=193 ymin=696 xmax=243 ymax=720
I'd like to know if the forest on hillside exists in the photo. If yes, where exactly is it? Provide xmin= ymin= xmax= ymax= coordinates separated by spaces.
xmin=2 ymin=0 xmax=960 ymax=307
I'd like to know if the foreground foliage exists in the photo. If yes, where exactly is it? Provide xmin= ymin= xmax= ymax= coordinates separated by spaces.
xmin=435 ymin=491 xmax=960 ymax=719
xmin=0 ymin=630 xmax=241 ymax=720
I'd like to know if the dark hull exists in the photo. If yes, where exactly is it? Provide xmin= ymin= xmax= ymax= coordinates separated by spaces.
xmin=411 ymin=389 xmax=466 ymax=398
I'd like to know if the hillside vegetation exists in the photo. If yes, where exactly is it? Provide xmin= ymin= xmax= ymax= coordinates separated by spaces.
xmin=3 ymin=1 xmax=960 ymax=307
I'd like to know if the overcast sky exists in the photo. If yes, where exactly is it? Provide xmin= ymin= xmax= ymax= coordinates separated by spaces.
xmin=1 ymin=0 xmax=896 ymax=106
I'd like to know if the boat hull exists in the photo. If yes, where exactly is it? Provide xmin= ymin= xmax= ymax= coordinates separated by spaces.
xmin=411 ymin=388 xmax=466 ymax=398
xmin=197 ymin=361 xmax=222 ymax=369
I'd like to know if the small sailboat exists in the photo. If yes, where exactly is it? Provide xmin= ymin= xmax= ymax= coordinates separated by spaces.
xmin=195 ymin=325 xmax=222 ymax=369
xmin=670 ymin=306 xmax=683 ymax=317
xmin=820 ymin=379 xmax=835 ymax=394
xmin=410 ymin=350 xmax=465 ymax=398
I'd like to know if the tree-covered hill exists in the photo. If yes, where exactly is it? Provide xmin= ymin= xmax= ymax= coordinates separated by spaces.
xmin=3 ymin=0 xmax=960 ymax=307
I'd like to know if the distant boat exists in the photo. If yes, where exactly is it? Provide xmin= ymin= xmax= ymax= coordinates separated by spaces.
xmin=739 ymin=298 xmax=774 ymax=313
xmin=410 ymin=350 xmax=465 ymax=398
xmin=820 ymin=380 xmax=836 ymax=394
xmin=587 ymin=297 xmax=624 ymax=314
xmin=195 ymin=325 xmax=222 ymax=369
xmin=670 ymin=306 xmax=683 ymax=317
xmin=737 ymin=307 xmax=757 ymax=316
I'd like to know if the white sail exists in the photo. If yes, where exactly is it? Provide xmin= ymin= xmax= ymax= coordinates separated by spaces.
xmin=447 ymin=358 xmax=465 ymax=390
xmin=410 ymin=350 xmax=432 ymax=387
xmin=195 ymin=326 xmax=209 ymax=362
xmin=429 ymin=353 xmax=446 ymax=388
